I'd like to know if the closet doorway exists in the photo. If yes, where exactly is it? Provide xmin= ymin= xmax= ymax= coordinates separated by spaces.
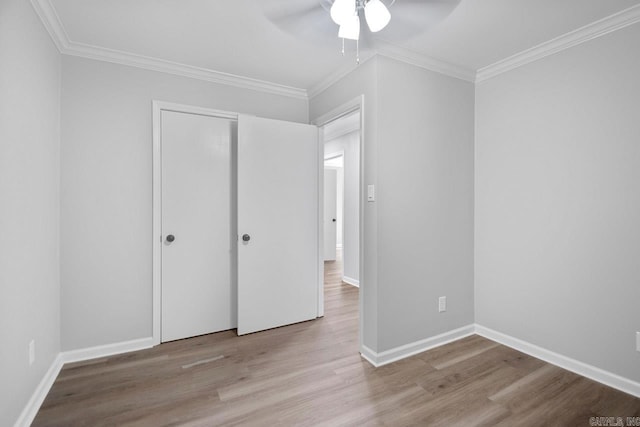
xmin=152 ymin=102 xmax=322 ymax=344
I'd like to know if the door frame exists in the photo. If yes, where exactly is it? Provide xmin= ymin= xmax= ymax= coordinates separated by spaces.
xmin=152 ymin=101 xmax=238 ymax=346
xmin=312 ymin=95 xmax=365 ymax=355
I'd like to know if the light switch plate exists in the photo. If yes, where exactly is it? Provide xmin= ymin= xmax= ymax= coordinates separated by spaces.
xmin=438 ymin=296 xmax=446 ymax=313
xmin=367 ymin=184 xmax=375 ymax=202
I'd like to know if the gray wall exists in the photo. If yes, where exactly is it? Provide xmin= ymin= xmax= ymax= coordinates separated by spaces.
xmin=0 ymin=1 xmax=61 ymax=425
xmin=310 ymin=57 xmax=380 ymax=351
xmin=326 ymin=131 xmax=360 ymax=282
xmin=475 ymin=24 xmax=640 ymax=382
xmin=311 ymin=56 xmax=475 ymax=353
xmin=376 ymin=57 xmax=475 ymax=351
xmin=60 ymin=56 xmax=308 ymax=351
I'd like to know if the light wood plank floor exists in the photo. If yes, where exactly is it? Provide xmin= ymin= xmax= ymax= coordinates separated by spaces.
xmin=34 ymin=252 xmax=640 ymax=426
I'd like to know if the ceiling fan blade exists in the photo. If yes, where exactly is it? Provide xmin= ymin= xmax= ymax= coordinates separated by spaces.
xmin=379 ymin=0 xmax=461 ymax=41
xmin=263 ymin=0 xmax=338 ymax=45
xmin=263 ymin=0 xmax=461 ymax=48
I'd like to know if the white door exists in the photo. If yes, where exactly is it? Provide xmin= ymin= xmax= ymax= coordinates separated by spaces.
xmin=324 ymin=168 xmax=337 ymax=261
xmin=237 ymin=115 xmax=319 ymax=335
xmin=161 ymin=111 xmax=234 ymax=342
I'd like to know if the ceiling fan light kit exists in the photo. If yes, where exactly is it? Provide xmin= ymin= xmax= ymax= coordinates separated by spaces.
xmin=364 ymin=0 xmax=391 ymax=32
xmin=331 ymin=0 xmax=391 ymax=37
xmin=338 ymin=14 xmax=361 ymax=40
xmin=330 ymin=0 xmax=392 ymax=63
xmin=330 ymin=0 xmax=357 ymax=26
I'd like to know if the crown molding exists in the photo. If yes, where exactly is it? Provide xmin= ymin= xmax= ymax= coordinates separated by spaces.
xmin=63 ymin=42 xmax=308 ymax=99
xmin=476 ymin=4 xmax=640 ymax=83
xmin=29 ymin=0 xmax=308 ymax=100
xmin=375 ymin=41 xmax=476 ymax=83
xmin=30 ymin=0 xmax=69 ymax=52
xmin=307 ymin=52 xmax=377 ymax=99
xmin=31 ymin=0 xmax=640 ymax=97
xmin=307 ymin=43 xmax=475 ymax=99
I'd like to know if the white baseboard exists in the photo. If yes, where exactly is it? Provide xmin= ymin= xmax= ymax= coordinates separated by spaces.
xmin=15 ymin=338 xmax=153 ymax=427
xmin=342 ymin=276 xmax=359 ymax=287
xmin=18 ymin=326 xmax=639 ymax=426
xmin=14 ymin=337 xmax=155 ymax=426
xmin=475 ymin=324 xmax=640 ymax=398
xmin=360 ymin=345 xmax=378 ymax=366
xmin=14 ymin=353 xmax=64 ymax=427
xmin=61 ymin=337 xmax=154 ymax=364
xmin=359 ymin=324 xmax=640 ymax=398
xmin=360 ymin=324 xmax=476 ymax=367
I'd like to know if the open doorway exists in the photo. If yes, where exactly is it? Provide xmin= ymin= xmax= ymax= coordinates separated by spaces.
xmin=314 ymin=96 xmax=364 ymax=354
xmin=323 ymin=111 xmax=360 ymax=289
xmin=323 ymin=154 xmax=342 ymax=262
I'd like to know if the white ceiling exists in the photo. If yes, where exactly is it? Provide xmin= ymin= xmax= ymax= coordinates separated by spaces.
xmin=402 ymin=0 xmax=640 ymax=70
xmin=48 ymin=0 xmax=640 ymax=91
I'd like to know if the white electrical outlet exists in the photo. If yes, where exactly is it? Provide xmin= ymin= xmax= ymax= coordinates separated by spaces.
xmin=438 ymin=296 xmax=446 ymax=313
xmin=29 ymin=340 xmax=35 ymax=366
xmin=636 ymin=332 xmax=640 ymax=352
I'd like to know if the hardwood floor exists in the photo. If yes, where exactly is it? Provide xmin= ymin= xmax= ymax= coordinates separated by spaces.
xmin=34 ymin=252 xmax=639 ymax=426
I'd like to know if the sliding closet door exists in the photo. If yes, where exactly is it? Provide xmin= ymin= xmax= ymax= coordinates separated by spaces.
xmin=237 ymin=115 xmax=320 ymax=335
xmin=161 ymin=110 xmax=234 ymax=342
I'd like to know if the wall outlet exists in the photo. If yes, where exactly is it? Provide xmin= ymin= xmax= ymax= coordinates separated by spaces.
xmin=29 ymin=340 xmax=35 ymax=366
xmin=636 ymin=332 xmax=640 ymax=352
xmin=438 ymin=296 xmax=446 ymax=313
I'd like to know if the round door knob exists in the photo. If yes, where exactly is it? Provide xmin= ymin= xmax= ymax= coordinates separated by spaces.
xmin=242 ymin=234 xmax=251 ymax=242
xmin=166 ymin=234 xmax=175 ymax=243
xmin=332 ymin=218 xmax=336 ymax=222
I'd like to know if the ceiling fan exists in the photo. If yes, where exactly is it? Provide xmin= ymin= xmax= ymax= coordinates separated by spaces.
xmin=331 ymin=0 xmax=393 ymax=40
xmin=264 ymin=0 xmax=461 ymax=61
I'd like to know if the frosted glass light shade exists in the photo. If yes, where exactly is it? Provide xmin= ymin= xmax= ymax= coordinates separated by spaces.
xmin=364 ymin=0 xmax=391 ymax=32
xmin=338 ymin=14 xmax=360 ymax=40
xmin=331 ymin=0 xmax=356 ymax=26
